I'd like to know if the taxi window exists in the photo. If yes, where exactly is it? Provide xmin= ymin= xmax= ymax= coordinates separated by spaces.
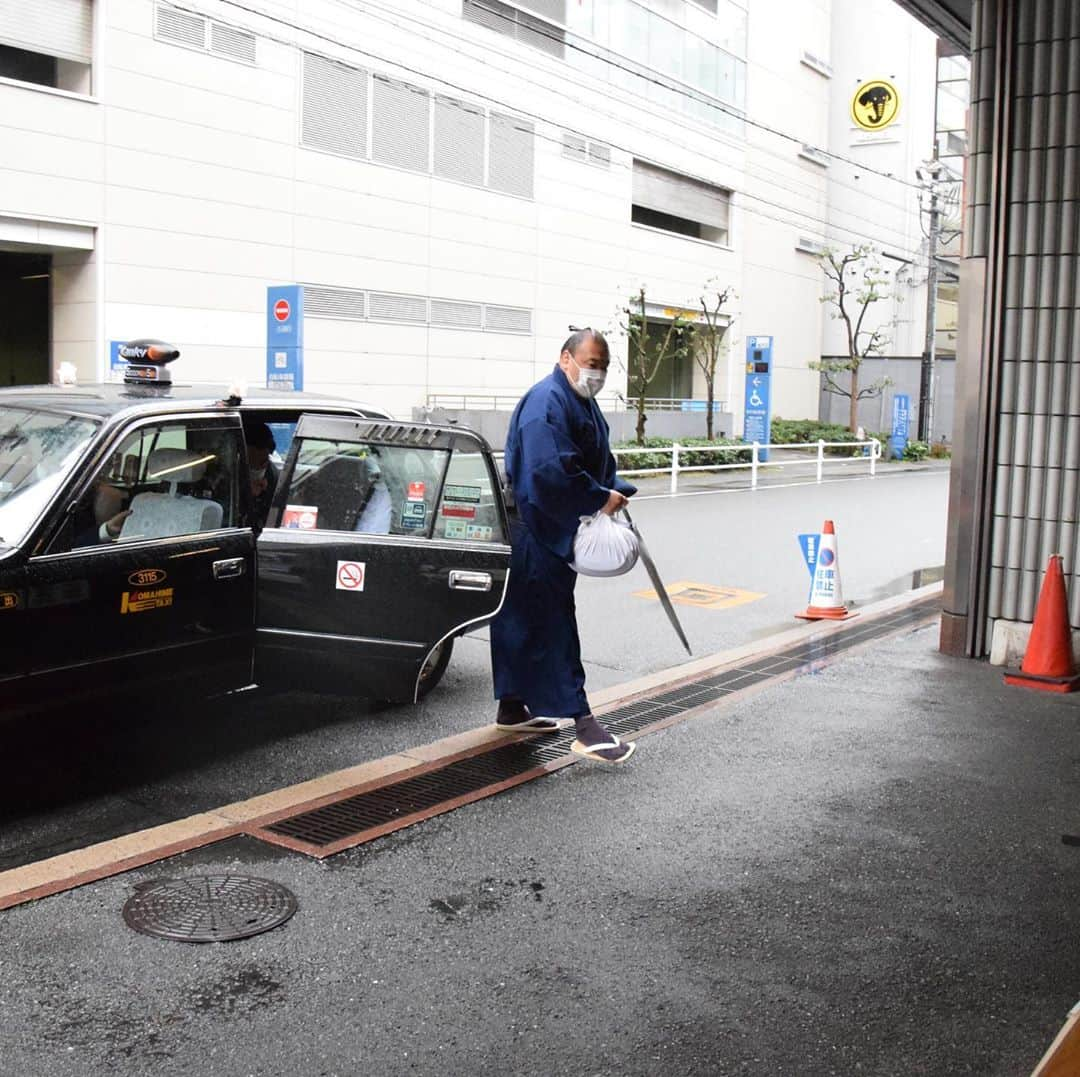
xmin=52 ymin=419 xmax=244 ymax=552
xmin=279 ymin=439 xmax=448 ymax=536
xmin=431 ymin=451 xmax=505 ymax=544
xmin=0 ymin=406 xmax=99 ymax=548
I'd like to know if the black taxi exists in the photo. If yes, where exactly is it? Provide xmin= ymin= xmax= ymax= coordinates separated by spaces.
xmin=0 ymin=343 xmax=510 ymax=718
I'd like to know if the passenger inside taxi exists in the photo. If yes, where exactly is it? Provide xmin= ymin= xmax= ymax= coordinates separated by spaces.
xmin=244 ymin=421 xmax=279 ymax=529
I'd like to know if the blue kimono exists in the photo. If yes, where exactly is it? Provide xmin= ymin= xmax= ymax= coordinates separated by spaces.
xmin=490 ymin=365 xmax=637 ymax=718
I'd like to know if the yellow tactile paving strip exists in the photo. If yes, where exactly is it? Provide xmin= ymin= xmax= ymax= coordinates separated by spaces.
xmin=0 ymin=582 xmax=943 ymax=912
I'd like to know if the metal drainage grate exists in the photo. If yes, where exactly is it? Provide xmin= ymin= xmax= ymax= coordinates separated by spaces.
xmin=266 ymin=735 xmax=574 ymax=847
xmin=259 ymin=596 xmax=939 ymax=852
xmin=122 ymin=874 xmax=298 ymax=943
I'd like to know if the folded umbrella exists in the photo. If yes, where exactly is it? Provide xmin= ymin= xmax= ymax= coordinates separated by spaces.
xmin=622 ymin=507 xmax=692 ymax=656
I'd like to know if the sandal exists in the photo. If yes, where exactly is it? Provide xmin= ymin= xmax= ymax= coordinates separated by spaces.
xmin=495 ymin=715 xmax=572 ymax=733
xmin=570 ymin=736 xmax=636 ymax=765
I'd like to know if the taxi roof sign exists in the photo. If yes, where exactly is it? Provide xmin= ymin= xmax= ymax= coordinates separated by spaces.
xmin=120 ymin=339 xmax=180 ymax=386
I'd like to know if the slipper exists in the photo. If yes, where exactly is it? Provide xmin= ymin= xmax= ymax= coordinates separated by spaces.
xmin=495 ymin=716 xmax=573 ymax=733
xmin=570 ymin=737 xmax=636 ymax=765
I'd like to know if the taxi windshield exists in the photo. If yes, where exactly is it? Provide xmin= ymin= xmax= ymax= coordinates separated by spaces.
xmin=0 ymin=406 xmax=100 ymax=547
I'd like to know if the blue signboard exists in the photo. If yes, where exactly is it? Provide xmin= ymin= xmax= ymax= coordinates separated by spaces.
xmin=798 ymin=532 xmax=818 ymax=601
xmin=890 ymin=393 xmax=910 ymax=459
xmin=266 ymin=285 xmax=304 ymax=392
xmin=743 ymin=335 xmax=773 ymax=461
xmin=109 ymin=340 xmax=127 ymax=379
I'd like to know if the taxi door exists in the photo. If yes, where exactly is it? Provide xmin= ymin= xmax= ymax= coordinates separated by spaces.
xmin=0 ymin=555 xmax=26 ymax=696
xmin=17 ymin=413 xmax=255 ymax=709
xmin=254 ymin=415 xmax=510 ymax=702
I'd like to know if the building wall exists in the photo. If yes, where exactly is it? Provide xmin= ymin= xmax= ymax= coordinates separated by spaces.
xmin=738 ymin=0 xmax=831 ymax=428
xmin=0 ymin=0 xmax=940 ymax=427
xmin=818 ymin=355 xmax=955 ymax=442
xmin=943 ymin=0 xmax=1080 ymax=656
xmin=823 ymin=0 xmax=939 ymax=390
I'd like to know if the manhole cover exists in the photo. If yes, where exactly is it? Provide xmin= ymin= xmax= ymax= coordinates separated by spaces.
xmin=122 ymin=874 xmax=297 ymax=943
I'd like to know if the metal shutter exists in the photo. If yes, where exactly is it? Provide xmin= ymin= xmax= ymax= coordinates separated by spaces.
xmin=434 ymin=95 xmax=485 ymax=186
xmin=463 ymin=0 xmax=513 ymax=35
xmin=562 ymin=132 xmax=588 ymax=162
xmin=0 ymin=0 xmax=93 ymax=63
xmin=372 ymin=75 xmax=431 ymax=174
xmin=588 ymin=141 xmax=612 ymax=167
xmin=155 ymin=5 xmax=206 ymax=50
xmin=431 ymin=299 xmax=484 ymax=329
xmin=302 ymin=53 xmax=368 ymax=160
xmin=210 ymin=22 xmax=256 ymax=64
xmin=304 ymin=286 xmax=366 ymax=321
xmin=488 ymin=113 xmax=534 ymax=198
xmin=518 ymin=0 xmax=565 ymax=23
xmin=485 ymin=305 xmax=532 ymax=334
xmin=368 ymin=292 xmax=428 ymax=324
xmin=515 ymin=10 xmax=564 ymax=57
xmin=632 ymin=160 xmax=730 ymax=233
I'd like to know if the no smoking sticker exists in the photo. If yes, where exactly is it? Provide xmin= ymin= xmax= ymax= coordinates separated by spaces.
xmin=336 ymin=560 xmax=366 ymax=592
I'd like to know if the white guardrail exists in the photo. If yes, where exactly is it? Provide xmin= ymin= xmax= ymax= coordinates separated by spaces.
xmin=611 ymin=439 xmax=883 ymax=494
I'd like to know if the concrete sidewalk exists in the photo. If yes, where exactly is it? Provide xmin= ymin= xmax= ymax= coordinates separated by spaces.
xmin=2 ymin=612 xmax=1078 ymax=1076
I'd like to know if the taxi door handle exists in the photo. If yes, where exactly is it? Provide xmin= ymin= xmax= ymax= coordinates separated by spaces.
xmin=449 ymin=570 xmax=492 ymax=592
xmin=213 ymin=557 xmax=246 ymax=580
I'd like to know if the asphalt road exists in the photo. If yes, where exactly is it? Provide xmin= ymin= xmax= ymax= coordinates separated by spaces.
xmin=0 ymin=465 xmax=949 ymax=872
xmin=3 ymin=620 xmax=1079 ymax=1077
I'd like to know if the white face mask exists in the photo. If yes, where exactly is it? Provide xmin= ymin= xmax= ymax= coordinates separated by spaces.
xmin=569 ymin=356 xmax=607 ymax=399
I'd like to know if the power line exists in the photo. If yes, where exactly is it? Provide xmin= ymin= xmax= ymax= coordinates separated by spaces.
xmin=171 ymin=0 xmax=923 ymax=251
xmin=335 ymin=0 xmax=923 ymax=190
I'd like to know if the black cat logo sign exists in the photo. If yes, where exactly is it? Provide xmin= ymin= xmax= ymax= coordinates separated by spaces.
xmin=851 ymin=78 xmax=900 ymax=132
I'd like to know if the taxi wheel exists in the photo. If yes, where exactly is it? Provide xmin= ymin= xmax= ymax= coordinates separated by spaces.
xmin=416 ymin=638 xmax=454 ymax=700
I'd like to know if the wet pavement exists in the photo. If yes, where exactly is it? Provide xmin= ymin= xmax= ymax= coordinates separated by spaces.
xmin=1 ymin=470 xmax=948 ymax=872
xmin=2 ymin=619 xmax=1079 ymax=1076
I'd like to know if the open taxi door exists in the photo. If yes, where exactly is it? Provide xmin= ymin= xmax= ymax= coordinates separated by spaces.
xmin=254 ymin=415 xmax=510 ymax=702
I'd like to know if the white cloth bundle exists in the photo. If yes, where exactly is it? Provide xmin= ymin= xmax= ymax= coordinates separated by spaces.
xmin=570 ymin=511 xmax=639 ymax=577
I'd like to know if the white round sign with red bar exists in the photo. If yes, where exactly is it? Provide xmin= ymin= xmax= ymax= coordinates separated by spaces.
xmin=336 ymin=561 xmax=366 ymax=592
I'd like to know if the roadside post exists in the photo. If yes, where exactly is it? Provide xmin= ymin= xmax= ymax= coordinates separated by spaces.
xmin=743 ymin=336 xmax=772 ymax=462
xmin=890 ymin=393 xmax=910 ymax=460
xmin=266 ymin=285 xmax=305 ymax=392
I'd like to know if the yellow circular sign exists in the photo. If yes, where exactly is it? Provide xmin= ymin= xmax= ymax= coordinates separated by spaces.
xmin=851 ymin=79 xmax=900 ymax=132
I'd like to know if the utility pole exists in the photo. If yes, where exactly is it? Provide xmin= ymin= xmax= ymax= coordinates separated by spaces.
xmin=917 ymin=163 xmax=943 ymax=442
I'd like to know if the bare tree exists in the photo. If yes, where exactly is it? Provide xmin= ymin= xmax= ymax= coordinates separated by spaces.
xmin=692 ymin=284 xmax=735 ymax=441
xmin=810 ymin=245 xmax=894 ymax=432
xmin=622 ymin=287 xmax=689 ymax=445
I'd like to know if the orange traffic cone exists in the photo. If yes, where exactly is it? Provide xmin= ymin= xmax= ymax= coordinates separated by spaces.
xmin=1004 ymin=555 xmax=1079 ymax=693
xmin=796 ymin=520 xmax=856 ymax=621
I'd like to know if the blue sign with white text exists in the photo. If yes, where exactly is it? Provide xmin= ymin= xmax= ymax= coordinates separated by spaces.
xmin=109 ymin=340 xmax=127 ymax=379
xmin=798 ymin=532 xmax=818 ymax=601
xmin=743 ymin=336 xmax=773 ymax=462
xmin=798 ymin=533 xmax=818 ymax=578
xmin=890 ymin=393 xmax=910 ymax=459
xmin=266 ymin=285 xmax=304 ymax=392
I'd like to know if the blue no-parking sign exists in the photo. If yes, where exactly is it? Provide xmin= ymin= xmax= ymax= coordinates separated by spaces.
xmin=266 ymin=285 xmax=304 ymax=391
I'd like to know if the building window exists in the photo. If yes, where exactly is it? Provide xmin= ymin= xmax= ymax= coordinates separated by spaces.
xmin=631 ymin=160 xmax=731 ymax=246
xmin=0 ymin=0 xmax=94 ymax=94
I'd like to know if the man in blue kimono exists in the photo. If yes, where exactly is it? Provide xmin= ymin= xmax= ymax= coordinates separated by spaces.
xmin=491 ymin=328 xmax=638 ymax=764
